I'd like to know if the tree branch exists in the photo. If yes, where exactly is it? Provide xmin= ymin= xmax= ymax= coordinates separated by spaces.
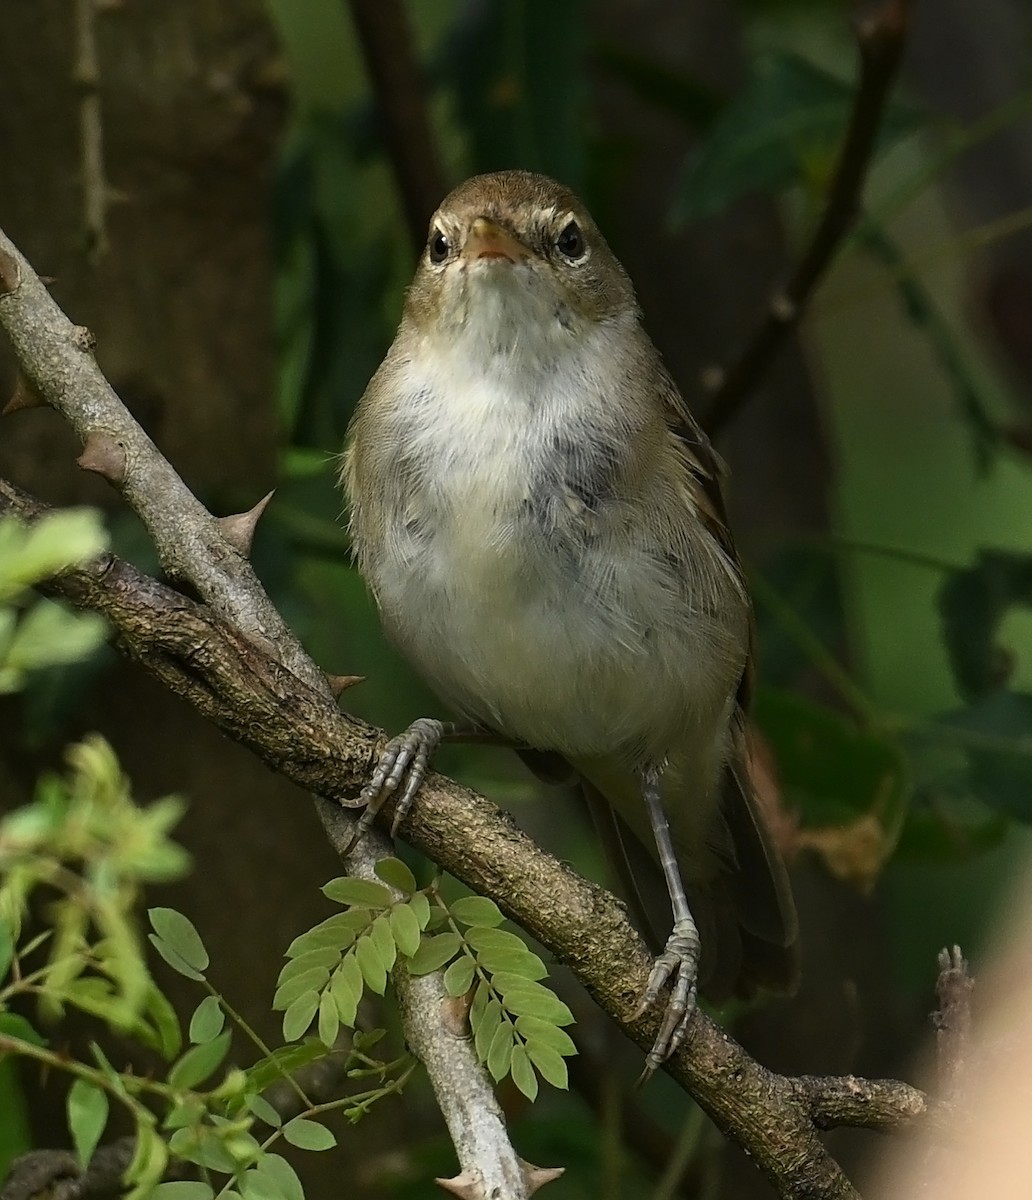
xmin=0 ymin=224 xmax=930 ymax=1196
xmin=0 ymin=226 xmax=533 ymax=1198
xmin=702 ymin=0 xmax=911 ymax=437
xmin=345 ymin=0 xmax=446 ymax=251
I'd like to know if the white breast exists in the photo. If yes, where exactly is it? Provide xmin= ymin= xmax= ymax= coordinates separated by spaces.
xmin=362 ymin=322 xmax=744 ymax=767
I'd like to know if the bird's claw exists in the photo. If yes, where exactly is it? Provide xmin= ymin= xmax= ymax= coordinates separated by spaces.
xmin=634 ymin=917 xmax=701 ymax=1084
xmin=344 ymin=718 xmax=446 ymax=854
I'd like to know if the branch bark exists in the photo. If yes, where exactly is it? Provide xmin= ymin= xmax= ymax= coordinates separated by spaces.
xmin=0 ymin=223 xmax=930 ymax=1196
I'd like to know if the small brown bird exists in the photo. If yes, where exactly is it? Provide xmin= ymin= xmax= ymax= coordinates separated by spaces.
xmin=343 ymin=170 xmax=797 ymax=1071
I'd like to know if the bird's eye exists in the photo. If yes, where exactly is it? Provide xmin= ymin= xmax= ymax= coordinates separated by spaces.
xmin=429 ymin=229 xmax=451 ymax=264
xmin=556 ymin=220 xmax=586 ymax=260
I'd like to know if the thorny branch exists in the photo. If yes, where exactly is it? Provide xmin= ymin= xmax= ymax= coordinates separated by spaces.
xmin=702 ymin=0 xmax=911 ymax=437
xmin=0 ymin=227 xmax=538 ymax=1200
xmin=0 ymin=209 xmax=931 ymax=1197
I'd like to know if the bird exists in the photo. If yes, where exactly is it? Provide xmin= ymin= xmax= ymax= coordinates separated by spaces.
xmin=341 ymin=169 xmax=798 ymax=1073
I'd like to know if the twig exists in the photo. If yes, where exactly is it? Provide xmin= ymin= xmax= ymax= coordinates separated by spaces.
xmin=933 ymin=945 xmax=973 ymax=1107
xmin=345 ymin=0 xmax=447 ymax=251
xmin=73 ymin=0 xmax=109 ymax=262
xmin=0 ymin=227 xmax=533 ymax=1200
xmin=702 ymin=0 xmax=911 ymax=437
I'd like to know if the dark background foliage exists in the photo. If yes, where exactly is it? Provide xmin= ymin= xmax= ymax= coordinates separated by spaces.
xmin=2 ymin=0 xmax=1032 ymax=1195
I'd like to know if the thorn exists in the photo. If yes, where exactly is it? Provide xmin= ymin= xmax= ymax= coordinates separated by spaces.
xmin=77 ymin=431 xmax=126 ymax=485
xmin=0 ymin=248 xmax=21 ymax=294
xmin=217 ymin=489 xmax=274 ymax=556
xmin=72 ymin=325 xmax=97 ymax=352
xmin=326 ymin=673 xmax=365 ymax=697
xmin=441 ymin=990 xmax=475 ymax=1038
xmin=521 ymin=1161 xmax=565 ymax=1195
xmin=2 ymin=374 xmax=46 ymax=416
xmin=435 ymin=1173 xmax=481 ymax=1200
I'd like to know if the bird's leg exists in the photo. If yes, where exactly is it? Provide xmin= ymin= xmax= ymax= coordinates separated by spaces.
xmin=343 ymin=720 xmax=508 ymax=853
xmin=634 ymin=762 xmax=702 ymax=1081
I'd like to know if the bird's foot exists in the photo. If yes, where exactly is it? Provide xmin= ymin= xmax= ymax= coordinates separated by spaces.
xmin=343 ymin=718 xmax=447 ymax=854
xmin=634 ymin=916 xmax=701 ymax=1084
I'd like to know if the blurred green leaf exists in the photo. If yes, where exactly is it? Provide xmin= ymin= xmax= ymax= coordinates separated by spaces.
xmin=938 ymin=550 xmax=1032 ymax=699
xmin=67 ymin=1079 xmax=108 ymax=1167
xmin=672 ymin=51 xmax=923 ymax=222
xmin=596 ymin=44 xmax=723 ymax=128
xmin=242 ymin=1039 xmax=326 ymax=1095
xmin=447 ymin=0 xmax=588 ymax=183
xmin=755 ymin=687 xmax=910 ymax=831
xmin=168 ymin=1031 xmax=231 ymax=1090
xmin=939 ymin=691 xmax=1032 ymax=821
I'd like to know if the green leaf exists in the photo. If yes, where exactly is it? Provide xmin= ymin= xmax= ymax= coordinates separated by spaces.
xmin=281 ymin=1117 xmax=337 ymax=1151
xmin=463 ymin=927 xmax=530 ymax=956
xmin=389 ymin=903 xmax=422 ymax=957
xmin=246 ymin=1093 xmax=282 ymax=1128
xmin=188 ymin=996 xmax=225 ymax=1044
xmin=474 ymin=945 xmax=547 ymax=980
xmin=0 ymin=921 xmax=13 ymax=980
xmin=321 ymin=877 xmax=392 ymax=908
xmin=374 ymin=858 xmax=417 ymax=893
xmin=168 ymin=1031 xmax=231 ymax=1090
xmin=369 ymin=915 xmax=396 ymax=972
xmin=449 ymin=896 xmax=504 ymax=928
xmin=515 ymin=1016 xmax=577 ymax=1057
xmin=486 ymin=1020 xmax=514 ymax=1082
xmin=492 ymin=976 xmax=574 ymax=1025
xmin=274 ymin=967 xmax=332 ymax=1012
xmin=473 ymin=998 xmax=502 ymax=1063
xmin=510 ymin=1043 xmax=538 ymax=1100
xmin=125 ymin=1122 xmax=169 ymax=1200
xmin=406 ymin=932 xmax=461 ymax=975
xmin=355 ymin=935 xmax=386 ymax=995
xmin=242 ymin=1039 xmax=326 ymax=1095
xmin=152 ymin=1184 xmax=215 ymax=1200
xmin=67 ymin=1079 xmax=108 ymax=1167
xmin=148 ymin=908 xmax=208 ymax=973
xmin=408 ymin=892 xmax=431 ymax=929
xmin=5 ymin=600 xmax=107 ymax=673
xmin=239 ymin=1170 xmax=282 ymax=1200
xmin=443 ymin=954 xmax=476 ymax=997
xmin=167 ymin=1127 xmax=235 ymax=1174
xmin=282 ymin=990 xmax=320 ymax=1042
xmin=317 ymin=988 xmax=339 ymax=1048
xmin=141 ymin=984 xmax=182 ymax=1061
xmin=148 ymin=935 xmax=205 ymax=982
xmin=525 ymin=1040 xmax=570 ymax=1089
xmin=255 ymin=1153 xmax=304 ymax=1200
xmin=0 ymin=1012 xmax=46 ymax=1047
xmin=162 ymin=1097 xmax=206 ymax=1130
xmin=285 ymin=912 xmax=361 ymax=958
xmin=937 ymin=691 xmax=1032 ymax=821
xmin=277 ymin=948 xmax=342 ymax=988
xmin=330 ymin=953 xmax=363 ymax=1027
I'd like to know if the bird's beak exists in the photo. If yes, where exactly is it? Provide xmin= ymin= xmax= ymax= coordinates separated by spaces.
xmin=461 ymin=218 xmax=529 ymax=264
